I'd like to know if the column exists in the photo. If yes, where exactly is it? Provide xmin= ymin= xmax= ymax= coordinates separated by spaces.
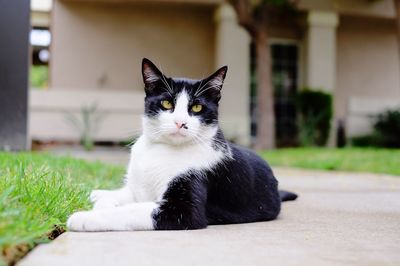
xmin=214 ymin=4 xmax=251 ymax=146
xmin=306 ymin=11 xmax=339 ymax=92
xmin=306 ymin=11 xmax=339 ymax=146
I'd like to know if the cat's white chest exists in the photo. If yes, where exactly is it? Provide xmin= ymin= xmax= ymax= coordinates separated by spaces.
xmin=125 ymin=136 xmax=223 ymax=202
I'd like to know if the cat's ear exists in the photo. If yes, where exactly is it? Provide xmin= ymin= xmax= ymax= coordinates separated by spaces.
xmin=142 ymin=58 xmax=163 ymax=88
xmin=205 ymin=66 xmax=228 ymax=91
xmin=196 ymin=66 xmax=228 ymax=100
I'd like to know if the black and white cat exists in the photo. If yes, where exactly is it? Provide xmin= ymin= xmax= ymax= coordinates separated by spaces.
xmin=67 ymin=58 xmax=297 ymax=231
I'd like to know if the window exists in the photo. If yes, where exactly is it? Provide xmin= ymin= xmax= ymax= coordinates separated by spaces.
xmin=250 ymin=42 xmax=300 ymax=147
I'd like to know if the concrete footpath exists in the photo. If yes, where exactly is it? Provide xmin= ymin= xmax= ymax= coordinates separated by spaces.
xmin=18 ymin=168 xmax=400 ymax=266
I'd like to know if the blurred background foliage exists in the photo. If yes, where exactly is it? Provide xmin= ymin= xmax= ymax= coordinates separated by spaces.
xmin=352 ymin=109 xmax=400 ymax=148
xmin=30 ymin=65 xmax=48 ymax=89
xmin=296 ymin=89 xmax=333 ymax=147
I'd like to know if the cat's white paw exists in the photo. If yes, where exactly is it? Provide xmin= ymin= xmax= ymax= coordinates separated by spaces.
xmin=90 ymin=190 xmax=120 ymax=210
xmin=92 ymin=199 xmax=119 ymax=210
xmin=67 ymin=211 xmax=104 ymax=232
xmin=90 ymin=190 xmax=110 ymax=203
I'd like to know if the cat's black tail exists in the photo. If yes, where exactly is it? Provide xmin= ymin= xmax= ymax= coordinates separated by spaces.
xmin=279 ymin=190 xmax=298 ymax=202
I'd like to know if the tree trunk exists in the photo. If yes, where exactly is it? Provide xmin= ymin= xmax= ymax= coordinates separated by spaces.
xmin=254 ymin=31 xmax=275 ymax=150
xmin=395 ymin=0 xmax=400 ymax=81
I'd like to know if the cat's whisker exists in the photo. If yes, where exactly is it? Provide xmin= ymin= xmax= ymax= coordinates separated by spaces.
xmin=190 ymin=133 xmax=208 ymax=146
xmin=186 ymin=130 xmax=212 ymax=152
xmin=161 ymin=87 xmax=173 ymax=97
xmin=195 ymin=85 xmax=221 ymax=97
xmin=148 ymin=128 xmax=170 ymax=139
xmin=194 ymin=79 xmax=212 ymax=96
xmin=160 ymin=74 xmax=174 ymax=94
xmin=170 ymin=78 xmax=175 ymax=92
xmin=197 ymin=77 xmax=215 ymax=91
xmin=195 ymin=80 xmax=204 ymax=96
xmin=196 ymin=132 xmax=227 ymax=149
xmin=158 ymin=76 xmax=172 ymax=94
xmin=190 ymin=135 xmax=210 ymax=152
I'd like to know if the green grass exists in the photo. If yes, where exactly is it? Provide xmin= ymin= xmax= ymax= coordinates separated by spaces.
xmin=1 ymin=148 xmax=399 ymax=264
xmin=0 ymin=152 xmax=124 ymax=265
xmin=261 ymin=148 xmax=400 ymax=176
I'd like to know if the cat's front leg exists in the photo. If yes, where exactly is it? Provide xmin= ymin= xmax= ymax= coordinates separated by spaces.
xmin=68 ymin=177 xmax=209 ymax=231
xmin=67 ymin=202 xmax=158 ymax=231
xmin=153 ymin=177 xmax=208 ymax=230
xmin=90 ymin=186 xmax=134 ymax=210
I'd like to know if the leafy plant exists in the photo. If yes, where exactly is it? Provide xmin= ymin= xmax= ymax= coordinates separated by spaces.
xmin=353 ymin=109 xmax=400 ymax=148
xmin=373 ymin=109 xmax=400 ymax=148
xmin=296 ymin=89 xmax=333 ymax=146
xmin=65 ymin=103 xmax=105 ymax=151
xmin=30 ymin=65 xmax=48 ymax=89
xmin=351 ymin=135 xmax=377 ymax=147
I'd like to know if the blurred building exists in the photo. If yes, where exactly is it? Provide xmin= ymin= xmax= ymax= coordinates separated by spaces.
xmin=29 ymin=0 xmax=400 ymax=146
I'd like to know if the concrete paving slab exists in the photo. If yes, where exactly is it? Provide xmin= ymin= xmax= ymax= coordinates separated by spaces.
xmin=18 ymin=169 xmax=400 ymax=266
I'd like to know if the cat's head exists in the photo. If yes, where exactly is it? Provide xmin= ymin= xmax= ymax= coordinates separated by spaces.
xmin=141 ymin=58 xmax=227 ymax=146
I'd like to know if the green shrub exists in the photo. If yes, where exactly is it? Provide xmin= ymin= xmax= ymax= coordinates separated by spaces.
xmin=65 ymin=103 xmax=105 ymax=151
xmin=30 ymin=65 xmax=48 ymax=89
xmin=351 ymin=109 xmax=400 ymax=148
xmin=296 ymin=89 xmax=333 ymax=146
xmin=351 ymin=135 xmax=377 ymax=147
xmin=373 ymin=109 xmax=400 ymax=148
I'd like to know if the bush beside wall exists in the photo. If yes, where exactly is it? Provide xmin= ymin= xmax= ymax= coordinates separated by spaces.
xmin=352 ymin=109 xmax=400 ymax=148
xmin=296 ymin=89 xmax=333 ymax=147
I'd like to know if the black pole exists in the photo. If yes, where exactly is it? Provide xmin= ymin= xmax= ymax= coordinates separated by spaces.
xmin=0 ymin=0 xmax=30 ymax=151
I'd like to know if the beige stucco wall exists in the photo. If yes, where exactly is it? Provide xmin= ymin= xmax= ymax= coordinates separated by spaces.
xmin=51 ymin=1 xmax=216 ymax=91
xmin=37 ymin=0 xmax=400 ymax=143
xmin=336 ymin=15 xmax=400 ymax=118
xmin=29 ymin=90 xmax=144 ymax=141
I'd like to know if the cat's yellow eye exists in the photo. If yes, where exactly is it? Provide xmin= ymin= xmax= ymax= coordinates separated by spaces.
xmin=192 ymin=104 xmax=203 ymax=113
xmin=161 ymin=100 xmax=173 ymax=109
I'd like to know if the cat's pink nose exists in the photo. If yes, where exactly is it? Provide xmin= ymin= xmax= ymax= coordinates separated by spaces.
xmin=175 ymin=121 xmax=187 ymax=129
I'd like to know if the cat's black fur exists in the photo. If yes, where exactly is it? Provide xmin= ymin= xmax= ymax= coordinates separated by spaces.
xmin=142 ymin=58 xmax=297 ymax=230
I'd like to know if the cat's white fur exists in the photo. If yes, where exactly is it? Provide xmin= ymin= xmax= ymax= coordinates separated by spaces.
xmin=67 ymin=91 xmax=224 ymax=231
